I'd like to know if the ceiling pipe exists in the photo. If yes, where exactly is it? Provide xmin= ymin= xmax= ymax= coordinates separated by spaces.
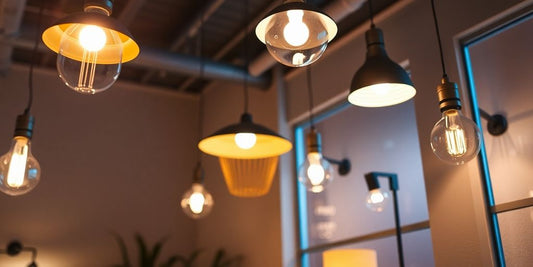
xmin=248 ymin=0 xmax=366 ymax=76
xmin=140 ymin=0 xmax=227 ymax=83
xmin=0 ymin=37 xmax=270 ymax=89
xmin=0 ymin=0 xmax=27 ymax=74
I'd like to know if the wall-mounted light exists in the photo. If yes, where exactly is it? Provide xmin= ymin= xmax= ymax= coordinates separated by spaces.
xmin=429 ymin=0 xmax=481 ymax=165
xmin=348 ymin=0 xmax=416 ymax=108
xmin=181 ymin=163 xmax=214 ymax=219
xmin=255 ymin=0 xmax=337 ymax=67
xmin=478 ymin=109 xmax=508 ymax=136
xmin=364 ymin=171 xmax=404 ymax=267
xmin=298 ymin=67 xmax=350 ymax=193
xmin=0 ymin=240 xmax=38 ymax=267
xmin=323 ymin=249 xmax=377 ymax=267
xmin=42 ymin=0 xmax=139 ymax=94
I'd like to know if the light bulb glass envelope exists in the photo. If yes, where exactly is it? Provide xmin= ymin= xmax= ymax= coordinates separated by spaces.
xmin=42 ymin=12 xmax=139 ymax=94
xmin=430 ymin=109 xmax=481 ymax=165
xmin=298 ymin=152 xmax=333 ymax=193
xmin=365 ymin=188 xmax=389 ymax=212
xmin=0 ymin=136 xmax=41 ymax=196
xmin=255 ymin=1 xmax=337 ymax=67
xmin=181 ymin=183 xmax=214 ymax=219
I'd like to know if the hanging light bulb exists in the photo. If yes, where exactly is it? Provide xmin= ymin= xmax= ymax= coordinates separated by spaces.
xmin=365 ymin=188 xmax=389 ymax=212
xmin=42 ymin=0 xmax=139 ymax=94
xmin=180 ymin=164 xmax=214 ymax=219
xmin=0 ymin=114 xmax=41 ymax=196
xmin=429 ymin=0 xmax=481 ymax=165
xmin=234 ymin=132 xmax=257 ymax=149
xmin=298 ymin=128 xmax=334 ymax=193
xmin=255 ymin=0 xmax=337 ymax=67
xmin=430 ymin=78 xmax=481 ymax=165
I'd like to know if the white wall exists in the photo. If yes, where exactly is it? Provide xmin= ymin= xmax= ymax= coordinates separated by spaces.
xmin=0 ymin=65 xmax=198 ymax=266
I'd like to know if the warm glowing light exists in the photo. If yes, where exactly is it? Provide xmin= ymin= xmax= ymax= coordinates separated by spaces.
xmin=7 ymin=137 xmax=29 ymax=187
xmin=307 ymin=153 xmax=325 ymax=185
xmin=234 ymin=133 xmax=257 ymax=149
xmin=368 ymin=189 xmax=385 ymax=204
xmin=283 ymin=10 xmax=309 ymax=46
xmin=79 ymin=25 xmax=106 ymax=52
xmin=292 ymin=52 xmax=306 ymax=65
xmin=188 ymin=192 xmax=206 ymax=214
xmin=445 ymin=127 xmax=467 ymax=156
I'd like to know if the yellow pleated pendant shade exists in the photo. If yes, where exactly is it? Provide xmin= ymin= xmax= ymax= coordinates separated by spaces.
xmin=323 ymin=249 xmax=378 ymax=267
xmin=218 ymin=156 xmax=279 ymax=197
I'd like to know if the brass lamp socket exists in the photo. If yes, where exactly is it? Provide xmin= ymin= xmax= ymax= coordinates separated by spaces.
xmin=437 ymin=76 xmax=461 ymax=112
xmin=14 ymin=113 xmax=34 ymax=139
xmin=306 ymin=128 xmax=322 ymax=154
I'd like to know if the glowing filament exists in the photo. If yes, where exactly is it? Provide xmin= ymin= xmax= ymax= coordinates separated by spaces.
xmin=307 ymin=152 xmax=325 ymax=185
xmin=7 ymin=138 xmax=29 ymax=187
xmin=445 ymin=127 xmax=467 ymax=156
xmin=189 ymin=192 xmax=206 ymax=214
xmin=283 ymin=10 xmax=309 ymax=46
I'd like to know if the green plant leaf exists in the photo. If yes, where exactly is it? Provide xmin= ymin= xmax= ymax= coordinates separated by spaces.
xmin=112 ymin=233 xmax=131 ymax=267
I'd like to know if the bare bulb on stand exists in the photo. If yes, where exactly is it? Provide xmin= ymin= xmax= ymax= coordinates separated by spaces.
xmin=365 ymin=188 xmax=389 ymax=212
xmin=0 ymin=114 xmax=41 ymax=196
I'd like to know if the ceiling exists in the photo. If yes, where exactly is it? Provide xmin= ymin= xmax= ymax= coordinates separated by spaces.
xmin=2 ymin=0 xmax=397 ymax=94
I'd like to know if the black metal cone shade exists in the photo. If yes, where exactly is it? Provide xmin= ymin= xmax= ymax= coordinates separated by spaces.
xmin=348 ymin=27 xmax=416 ymax=107
xmin=198 ymin=113 xmax=293 ymax=159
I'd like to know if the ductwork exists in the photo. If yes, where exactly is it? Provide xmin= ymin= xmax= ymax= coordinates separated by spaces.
xmin=0 ymin=37 xmax=271 ymax=89
xmin=248 ymin=0 xmax=366 ymax=76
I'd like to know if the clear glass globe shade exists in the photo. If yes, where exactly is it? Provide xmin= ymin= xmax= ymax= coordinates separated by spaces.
xmin=234 ymin=133 xmax=257 ymax=149
xmin=57 ymin=24 xmax=122 ymax=94
xmin=263 ymin=10 xmax=330 ymax=67
xmin=430 ymin=109 xmax=481 ymax=165
xmin=180 ymin=183 xmax=214 ymax=219
xmin=366 ymin=189 xmax=389 ymax=212
xmin=298 ymin=152 xmax=334 ymax=193
xmin=0 ymin=137 xmax=41 ymax=196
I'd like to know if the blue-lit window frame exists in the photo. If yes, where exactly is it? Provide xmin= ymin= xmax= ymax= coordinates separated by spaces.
xmin=294 ymin=101 xmax=352 ymax=267
xmin=459 ymin=8 xmax=533 ymax=267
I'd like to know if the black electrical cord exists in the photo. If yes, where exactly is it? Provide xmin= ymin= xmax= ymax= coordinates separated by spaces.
xmin=431 ymin=0 xmax=448 ymax=78
xmin=25 ymin=0 xmax=44 ymax=115
xmin=368 ymin=0 xmax=375 ymax=28
xmin=242 ymin=0 xmax=250 ymax=114
xmin=306 ymin=66 xmax=315 ymax=129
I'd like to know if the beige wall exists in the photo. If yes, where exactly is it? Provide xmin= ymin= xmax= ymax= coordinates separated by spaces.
xmin=0 ymin=65 xmax=198 ymax=266
xmin=281 ymin=0 xmax=524 ymax=266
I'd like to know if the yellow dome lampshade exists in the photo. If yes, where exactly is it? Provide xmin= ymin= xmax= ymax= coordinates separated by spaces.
xmin=255 ymin=0 xmax=337 ymax=67
xmin=198 ymin=113 xmax=293 ymax=159
xmin=323 ymin=249 xmax=378 ymax=267
xmin=41 ymin=0 xmax=139 ymax=94
xmin=218 ymin=156 xmax=279 ymax=197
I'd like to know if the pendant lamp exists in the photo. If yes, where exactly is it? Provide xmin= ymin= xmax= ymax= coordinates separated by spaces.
xmin=255 ymin=0 xmax=337 ymax=67
xmin=0 ymin=3 xmax=43 ymax=196
xmin=199 ymin=0 xmax=292 ymax=197
xmin=428 ymin=0 xmax=481 ymax=165
xmin=42 ymin=0 xmax=139 ymax=94
xmin=348 ymin=0 xmax=416 ymax=107
xmin=181 ymin=163 xmax=214 ymax=219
